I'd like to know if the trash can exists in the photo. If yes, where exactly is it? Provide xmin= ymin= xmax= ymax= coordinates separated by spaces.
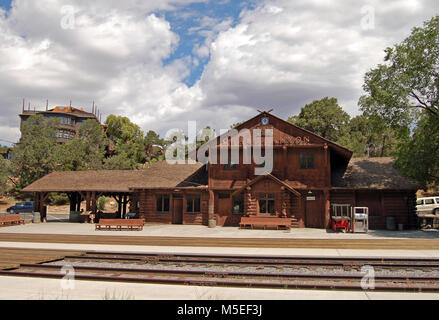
xmin=32 ymin=212 xmax=40 ymax=224
xmin=208 ymin=219 xmax=216 ymax=228
xmin=41 ymin=205 xmax=47 ymax=223
xmin=69 ymin=211 xmax=81 ymax=222
xmin=386 ymin=216 xmax=396 ymax=231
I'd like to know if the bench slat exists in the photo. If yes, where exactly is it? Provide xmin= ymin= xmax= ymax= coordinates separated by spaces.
xmin=95 ymin=219 xmax=144 ymax=231
xmin=239 ymin=216 xmax=291 ymax=230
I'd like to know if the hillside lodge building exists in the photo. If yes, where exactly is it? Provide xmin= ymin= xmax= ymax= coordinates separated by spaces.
xmin=23 ymin=111 xmax=420 ymax=230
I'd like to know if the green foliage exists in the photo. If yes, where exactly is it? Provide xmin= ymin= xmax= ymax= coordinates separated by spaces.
xmin=11 ymin=115 xmax=59 ymax=190
xmin=53 ymin=119 xmax=106 ymax=171
xmin=288 ymin=97 xmax=350 ymax=142
xmin=144 ymin=130 xmax=167 ymax=162
xmin=360 ymin=16 xmax=439 ymax=125
xmin=359 ymin=15 xmax=439 ymax=186
xmin=103 ymin=152 xmax=139 ymax=170
xmin=0 ymin=158 xmax=11 ymax=196
xmin=338 ymin=115 xmax=409 ymax=158
xmin=48 ymin=193 xmax=69 ymax=205
xmin=105 ymin=115 xmax=147 ymax=168
xmin=394 ymin=114 xmax=439 ymax=186
xmin=97 ymin=196 xmax=109 ymax=211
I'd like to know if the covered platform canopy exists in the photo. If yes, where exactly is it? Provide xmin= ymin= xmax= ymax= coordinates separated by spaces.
xmin=22 ymin=161 xmax=207 ymax=219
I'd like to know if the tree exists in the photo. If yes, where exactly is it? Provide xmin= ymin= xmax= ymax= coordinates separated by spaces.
xmin=11 ymin=115 xmax=59 ymax=190
xmin=359 ymin=16 xmax=439 ymax=186
xmin=0 ymin=158 xmax=11 ymax=196
xmin=359 ymin=16 xmax=439 ymax=125
xmin=288 ymin=97 xmax=350 ymax=142
xmin=394 ymin=114 xmax=439 ymax=186
xmin=338 ymin=115 xmax=408 ymax=158
xmin=105 ymin=115 xmax=146 ymax=168
xmin=144 ymin=130 xmax=167 ymax=163
xmin=54 ymin=119 xmax=107 ymax=171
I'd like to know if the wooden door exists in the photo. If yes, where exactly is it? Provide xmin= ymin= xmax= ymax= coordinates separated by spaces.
xmin=216 ymin=196 xmax=231 ymax=226
xmin=173 ymin=199 xmax=183 ymax=224
xmin=305 ymin=193 xmax=324 ymax=228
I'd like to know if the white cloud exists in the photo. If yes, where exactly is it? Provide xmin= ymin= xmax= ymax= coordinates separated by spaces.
xmin=0 ymin=0 xmax=438 ymax=145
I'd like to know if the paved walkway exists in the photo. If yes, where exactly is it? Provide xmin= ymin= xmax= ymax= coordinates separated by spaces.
xmin=1 ymin=222 xmax=438 ymax=239
xmin=1 ymin=275 xmax=439 ymax=300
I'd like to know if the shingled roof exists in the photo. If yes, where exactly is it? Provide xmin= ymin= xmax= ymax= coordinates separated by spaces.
xmin=22 ymin=161 xmax=207 ymax=193
xmin=332 ymin=157 xmax=421 ymax=190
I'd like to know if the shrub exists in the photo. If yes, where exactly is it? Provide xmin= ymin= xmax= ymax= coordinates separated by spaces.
xmin=97 ymin=196 xmax=109 ymax=211
xmin=48 ymin=193 xmax=69 ymax=205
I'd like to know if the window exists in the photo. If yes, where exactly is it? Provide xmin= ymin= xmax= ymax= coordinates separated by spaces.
xmin=417 ymin=199 xmax=423 ymax=205
xmin=425 ymin=199 xmax=435 ymax=205
xmin=60 ymin=116 xmax=72 ymax=125
xmin=187 ymin=195 xmax=201 ymax=213
xmin=156 ymin=194 xmax=170 ymax=212
xmin=259 ymin=194 xmax=275 ymax=215
xmin=218 ymin=193 xmax=230 ymax=199
xmin=233 ymin=197 xmax=244 ymax=215
xmin=300 ymin=153 xmax=314 ymax=169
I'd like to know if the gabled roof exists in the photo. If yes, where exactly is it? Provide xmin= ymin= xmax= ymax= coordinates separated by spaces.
xmin=22 ymin=161 xmax=207 ymax=193
xmin=232 ymin=174 xmax=301 ymax=197
xmin=332 ymin=157 xmax=421 ymax=190
xmin=236 ymin=111 xmax=353 ymax=159
xmin=192 ymin=111 xmax=353 ymax=163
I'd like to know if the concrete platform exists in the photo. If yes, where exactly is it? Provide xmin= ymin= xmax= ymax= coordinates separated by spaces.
xmin=1 ymin=240 xmax=439 ymax=300
xmin=1 ymin=222 xmax=439 ymax=239
xmin=1 ymin=222 xmax=439 ymax=300
xmin=1 ymin=275 xmax=439 ymax=300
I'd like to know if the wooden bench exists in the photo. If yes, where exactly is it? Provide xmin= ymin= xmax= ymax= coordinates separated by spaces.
xmin=95 ymin=219 xmax=144 ymax=231
xmin=0 ymin=216 xmax=25 ymax=227
xmin=239 ymin=216 xmax=291 ymax=230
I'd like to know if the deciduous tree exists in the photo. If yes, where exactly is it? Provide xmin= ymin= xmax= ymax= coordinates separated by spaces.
xmin=288 ymin=97 xmax=350 ymax=142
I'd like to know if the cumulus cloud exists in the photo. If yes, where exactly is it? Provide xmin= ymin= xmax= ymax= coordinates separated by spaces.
xmin=0 ymin=0 xmax=438 ymax=145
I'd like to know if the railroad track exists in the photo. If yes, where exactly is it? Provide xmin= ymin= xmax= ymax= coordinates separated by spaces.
xmin=2 ymin=250 xmax=439 ymax=292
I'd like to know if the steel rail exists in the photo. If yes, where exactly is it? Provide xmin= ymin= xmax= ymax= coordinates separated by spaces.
xmin=84 ymin=250 xmax=439 ymax=262
xmin=10 ymin=263 xmax=439 ymax=281
xmin=1 ymin=264 xmax=439 ymax=292
xmin=63 ymin=254 xmax=439 ymax=269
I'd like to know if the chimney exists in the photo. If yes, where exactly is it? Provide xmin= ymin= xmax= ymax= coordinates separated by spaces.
xmin=22 ymin=99 xmax=24 ymax=113
xmin=46 ymin=100 xmax=48 ymax=111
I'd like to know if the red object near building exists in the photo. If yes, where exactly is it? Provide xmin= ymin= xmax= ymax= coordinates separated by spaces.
xmin=331 ymin=218 xmax=350 ymax=233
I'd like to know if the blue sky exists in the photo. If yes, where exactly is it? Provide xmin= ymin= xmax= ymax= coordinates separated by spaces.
xmin=0 ymin=0 xmax=11 ymax=11
xmin=160 ymin=1 xmax=255 ymax=86
xmin=0 ymin=0 xmax=255 ymax=87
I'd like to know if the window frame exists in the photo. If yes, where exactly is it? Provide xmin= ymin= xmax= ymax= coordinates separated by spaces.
xmin=156 ymin=194 xmax=170 ymax=213
xmin=258 ymin=193 xmax=275 ymax=215
xmin=186 ymin=195 xmax=201 ymax=213
xmin=299 ymin=152 xmax=315 ymax=169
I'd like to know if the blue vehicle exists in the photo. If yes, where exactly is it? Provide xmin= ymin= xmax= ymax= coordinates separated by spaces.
xmin=6 ymin=201 xmax=34 ymax=214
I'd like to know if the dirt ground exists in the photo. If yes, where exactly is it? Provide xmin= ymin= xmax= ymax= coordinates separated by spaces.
xmin=0 ymin=197 xmax=119 ymax=214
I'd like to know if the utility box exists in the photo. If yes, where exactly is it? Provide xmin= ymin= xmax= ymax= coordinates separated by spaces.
xmin=353 ymin=207 xmax=369 ymax=233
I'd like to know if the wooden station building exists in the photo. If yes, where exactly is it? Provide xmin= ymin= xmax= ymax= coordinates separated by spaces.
xmin=23 ymin=111 xmax=420 ymax=229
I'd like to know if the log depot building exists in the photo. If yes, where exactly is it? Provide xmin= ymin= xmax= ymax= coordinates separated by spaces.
xmin=23 ymin=111 xmax=420 ymax=230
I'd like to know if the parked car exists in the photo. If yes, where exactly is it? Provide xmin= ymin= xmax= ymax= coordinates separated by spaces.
xmin=6 ymin=201 xmax=34 ymax=214
xmin=416 ymin=197 xmax=439 ymax=216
